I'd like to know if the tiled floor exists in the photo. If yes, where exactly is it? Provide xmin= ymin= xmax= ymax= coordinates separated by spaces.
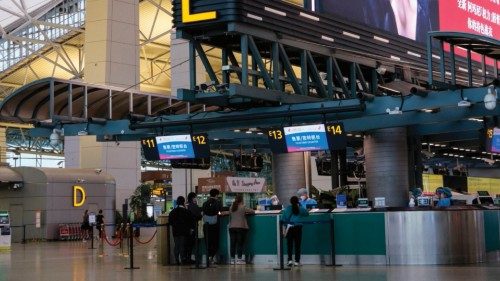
xmin=1 ymin=240 xmax=500 ymax=281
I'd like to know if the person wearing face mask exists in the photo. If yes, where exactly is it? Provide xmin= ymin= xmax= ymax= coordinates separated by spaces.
xmin=297 ymin=188 xmax=317 ymax=209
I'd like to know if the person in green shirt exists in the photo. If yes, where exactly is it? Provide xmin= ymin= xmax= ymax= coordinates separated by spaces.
xmin=282 ymin=196 xmax=309 ymax=266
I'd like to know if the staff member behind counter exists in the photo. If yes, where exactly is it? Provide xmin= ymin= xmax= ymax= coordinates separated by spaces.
xmin=436 ymin=187 xmax=452 ymax=207
xmin=297 ymin=188 xmax=317 ymax=208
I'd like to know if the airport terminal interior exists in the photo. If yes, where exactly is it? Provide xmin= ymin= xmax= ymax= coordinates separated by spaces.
xmin=1 ymin=0 xmax=500 ymax=280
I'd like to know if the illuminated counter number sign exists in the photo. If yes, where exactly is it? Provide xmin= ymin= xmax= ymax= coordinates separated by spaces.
xmin=326 ymin=122 xmax=347 ymax=150
xmin=267 ymin=128 xmax=288 ymax=153
xmin=182 ymin=0 xmax=217 ymax=23
xmin=192 ymin=133 xmax=210 ymax=158
xmin=141 ymin=137 xmax=160 ymax=161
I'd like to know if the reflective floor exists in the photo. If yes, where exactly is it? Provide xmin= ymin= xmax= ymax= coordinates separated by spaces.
xmin=1 ymin=240 xmax=500 ymax=281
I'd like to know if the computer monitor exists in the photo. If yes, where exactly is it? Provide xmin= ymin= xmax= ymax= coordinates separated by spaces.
xmin=305 ymin=204 xmax=318 ymax=209
xmin=477 ymin=191 xmax=490 ymax=197
xmin=269 ymin=205 xmax=282 ymax=210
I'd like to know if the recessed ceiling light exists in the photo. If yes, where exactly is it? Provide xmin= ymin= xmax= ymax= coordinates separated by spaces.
xmin=234 ymin=129 xmax=241 ymax=132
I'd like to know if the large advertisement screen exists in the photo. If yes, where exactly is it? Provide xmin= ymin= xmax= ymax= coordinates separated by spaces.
xmin=491 ymin=127 xmax=500 ymax=153
xmin=318 ymin=0 xmax=500 ymax=43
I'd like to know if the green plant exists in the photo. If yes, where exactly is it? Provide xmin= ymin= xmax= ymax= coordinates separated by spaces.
xmin=129 ymin=183 xmax=153 ymax=223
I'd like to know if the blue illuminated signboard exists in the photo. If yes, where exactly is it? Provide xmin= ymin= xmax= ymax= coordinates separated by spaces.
xmin=156 ymin=134 xmax=195 ymax=160
xmin=283 ymin=124 xmax=329 ymax=153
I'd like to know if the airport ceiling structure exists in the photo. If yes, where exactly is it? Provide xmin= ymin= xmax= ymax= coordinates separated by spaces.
xmin=0 ymin=0 xmax=499 ymax=169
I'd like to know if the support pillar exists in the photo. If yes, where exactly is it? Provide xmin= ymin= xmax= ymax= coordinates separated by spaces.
xmin=272 ymin=153 xmax=306 ymax=206
xmin=84 ymin=0 xmax=140 ymax=88
xmin=171 ymin=168 xmax=210 ymax=203
xmin=0 ymin=127 xmax=6 ymax=164
xmin=364 ymin=128 xmax=409 ymax=207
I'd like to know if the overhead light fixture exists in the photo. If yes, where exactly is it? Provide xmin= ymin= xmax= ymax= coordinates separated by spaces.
xmin=484 ymin=85 xmax=498 ymax=110
xmin=245 ymin=131 xmax=253 ymax=134
xmin=457 ymin=98 xmax=472 ymax=107
xmin=386 ymin=107 xmax=403 ymax=115
xmin=234 ymin=129 xmax=241 ymax=132
xmin=257 ymin=132 xmax=263 ymax=135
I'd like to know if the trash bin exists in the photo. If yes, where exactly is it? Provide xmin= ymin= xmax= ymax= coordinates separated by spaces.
xmin=157 ymin=214 xmax=169 ymax=265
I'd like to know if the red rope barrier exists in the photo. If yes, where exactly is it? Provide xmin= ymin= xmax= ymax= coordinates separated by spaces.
xmin=133 ymin=230 xmax=157 ymax=245
xmin=102 ymin=229 xmax=122 ymax=247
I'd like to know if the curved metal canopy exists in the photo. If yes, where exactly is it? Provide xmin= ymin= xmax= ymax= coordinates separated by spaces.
xmin=428 ymin=31 xmax=500 ymax=60
xmin=0 ymin=78 xmax=199 ymax=124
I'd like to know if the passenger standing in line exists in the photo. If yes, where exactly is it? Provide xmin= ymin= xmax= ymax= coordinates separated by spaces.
xmin=283 ymin=196 xmax=309 ymax=266
xmin=186 ymin=192 xmax=202 ymax=263
xmin=202 ymin=188 xmax=222 ymax=265
xmin=81 ymin=210 xmax=90 ymax=242
xmin=96 ymin=209 xmax=104 ymax=239
xmin=229 ymin=194 xmax=255 ymax=265
xmin=169 ymin=196 xmax=195 ymax=265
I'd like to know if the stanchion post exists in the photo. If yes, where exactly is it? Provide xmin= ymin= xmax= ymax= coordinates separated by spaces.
xmin=89 ymin=226 xmax=96 ymax=250
xmin=22 ymin=225 xmax=26 ymax=244
xmin=274 ymin=220 xmax=291 ymax=271
xmin=125 ymin=224 xmax=139 ymax=269
xmin=120 ymin=223 xmax=124 ymax=256
xmin=98 ymin=225 xmax=104 ymax=257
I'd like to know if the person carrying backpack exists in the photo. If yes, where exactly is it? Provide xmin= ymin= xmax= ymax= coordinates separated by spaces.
xmin=202 ymin=188 xmax=222 ymax=265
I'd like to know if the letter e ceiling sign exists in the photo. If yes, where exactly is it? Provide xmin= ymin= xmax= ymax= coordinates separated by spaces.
xmin=182 ymin=0 xmax=217 ymax=23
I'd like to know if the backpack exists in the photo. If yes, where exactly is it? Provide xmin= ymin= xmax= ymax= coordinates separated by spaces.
xmin=203 ymin=198 xmax=219 ymax=216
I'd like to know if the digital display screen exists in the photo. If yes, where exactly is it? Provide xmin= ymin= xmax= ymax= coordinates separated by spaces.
xmin=156 ymin=134 xmax=195 ymax=160
xmin=0 ymin=214 xmax=8 ymax=224
xmin=284 ymin=124 xmax=329 ymax=152
xmin=267 ymin=123 xmax=347 ymax=153
xmin=141 ymin=133 xmax=210 ymax=161
xmin=317 ymin=0 xmax=500 ymax=43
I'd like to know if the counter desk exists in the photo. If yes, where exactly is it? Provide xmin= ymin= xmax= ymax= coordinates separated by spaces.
xmin=167 ymin=206 xmax=500 ymax=265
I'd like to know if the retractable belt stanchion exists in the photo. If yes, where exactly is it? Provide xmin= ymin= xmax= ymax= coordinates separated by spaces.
xmin=125 ymin=224 xmax=139 ymax=269
xmin=274 ymin=219 xmax=291 ymax=271
xmin=88 ymin=226 xmax=96 ymax=250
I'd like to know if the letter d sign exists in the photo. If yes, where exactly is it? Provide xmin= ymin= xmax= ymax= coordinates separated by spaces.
xmin=73 ymin=185 xmax=86 ymax=207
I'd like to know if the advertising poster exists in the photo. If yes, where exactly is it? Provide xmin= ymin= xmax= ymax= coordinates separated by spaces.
xmin=318 ymin=0 xmax=499 ymax=43
xmin=156 ymin=135 xmax=195 ymax=160
xmin=284 ymin=124 xmax=329 ymax=152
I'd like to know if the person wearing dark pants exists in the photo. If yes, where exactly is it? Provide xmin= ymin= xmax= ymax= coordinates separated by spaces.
xmin=202 ymin=189 xmax=222 ymax=265
xmin=169 ymin=196 xmax=195 ymax=265
xmin=286 ymin=225 xmax=303 ymax=265
xmin=282 ymin=196 xmax=309 ymax=266
xmin=186 ymin=192 xmax=202 ymax=263
xmin=229 ymin=194 xmax=254 ymax=264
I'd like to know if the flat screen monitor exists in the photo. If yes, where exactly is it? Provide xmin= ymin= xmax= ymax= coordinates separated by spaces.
xmin=477 ymin=191 xmax=490 ymax=197
xmin=284 ymin=124 xmax=329 ymax=153
xmin=305 ymin=203 xmax=318 ymax=209
xmin=141 ymin=133 xmax=210 ymax=160
xmin=269 ymin=205 xmax=282 ymax=210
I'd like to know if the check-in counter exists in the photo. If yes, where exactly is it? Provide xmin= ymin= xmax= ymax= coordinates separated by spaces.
xmin=167 ymin=206 xmax=500 ymax=265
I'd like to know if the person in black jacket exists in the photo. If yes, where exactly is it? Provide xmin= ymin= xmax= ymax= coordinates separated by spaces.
xmin=202 ymin=189 xmax=222 ymax=265
xmin=169 ymin=196 xmax=195 ymax=265
xmin=186 ymin=192 xmax=202 ymax=263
